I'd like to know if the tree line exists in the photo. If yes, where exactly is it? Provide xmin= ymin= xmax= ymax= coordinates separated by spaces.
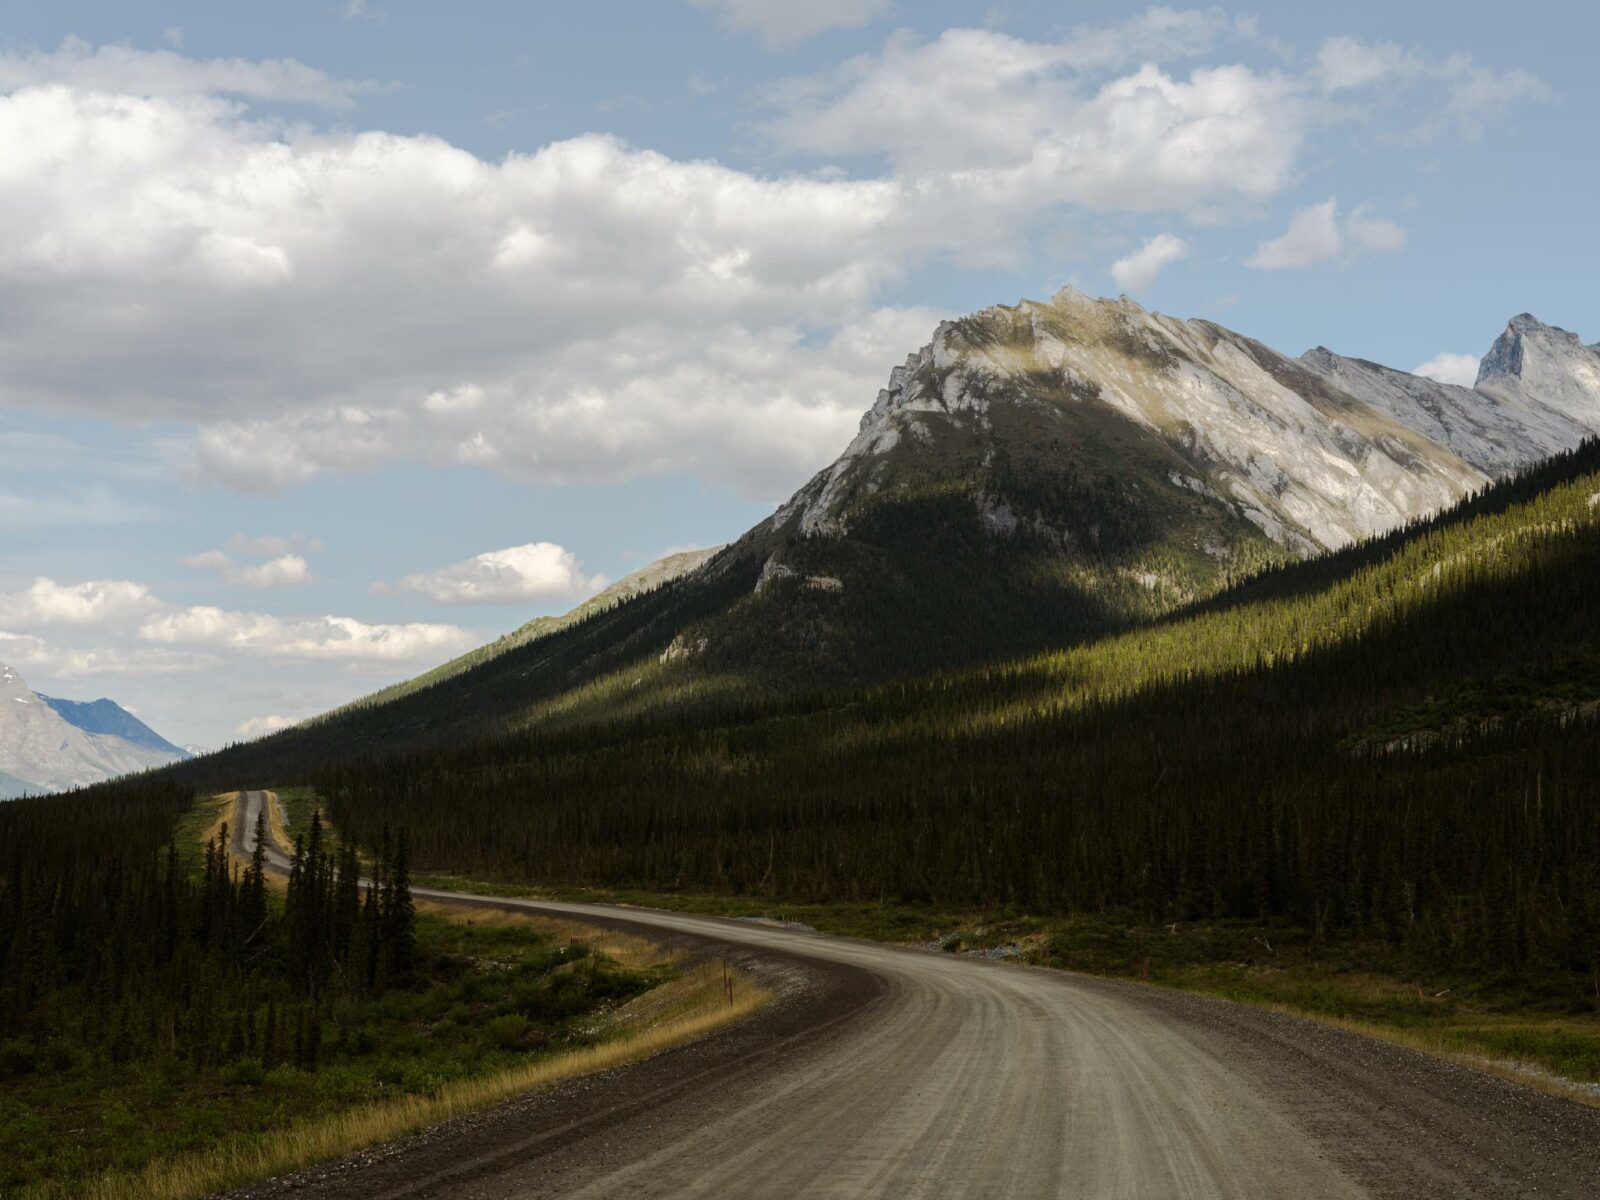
xmin=0 ymin=785 xmax=416 ymax=1078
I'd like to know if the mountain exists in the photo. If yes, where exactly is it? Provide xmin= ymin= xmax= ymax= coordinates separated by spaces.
xmin=1477 ymin=313 xmax=1600 ymax=422
xmin=770 ymin=289 xmax=1482 ymax=557
xmin=1300 ymin=313 xmax=1600 ymax=477
xmin=38 ymin=695 xmax=191 ymax=760
xmin=192 ymin=292 xmax=1599 ymax=763
xmin=0 ymin=663 xmax=189 ymax=798
xmin=336 ymin=545 xmax=726 ymax=716
xmin=274 ymin=441 xmax=1600 ymax=992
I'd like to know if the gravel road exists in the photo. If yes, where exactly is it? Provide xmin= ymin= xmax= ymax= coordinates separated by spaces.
xmin=228 ymin=792 xmax=1600 ymax=1199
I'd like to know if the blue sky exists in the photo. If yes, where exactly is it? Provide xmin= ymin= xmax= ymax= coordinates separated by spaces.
xmin=0 ymin=0 xmax=1593 ymax=747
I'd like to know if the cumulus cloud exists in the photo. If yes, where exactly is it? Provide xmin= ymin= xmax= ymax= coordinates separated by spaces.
xmin=228 ymin=532 xmax=324 ymax=557
xmin=0 ymin=630 xmax=214 ymax=678
xmin=182 ymin=551 xmax=312 ymax=588
xmin=389 ymin=542 xmax=605 ymax=605
xmin=235 ymin=713 xmax=297 ymax=738
xmin=0 ymin=35 xmax=384 ymax=107
xmin=1 ymin=575 xmax=475 ymax=672
xmin=1413 ymin=352 xmax=1482 ymax=387
xmin=1343 ymin=202 xmax=1408 ymax=254
xmin=1314 ymin=37 xmax=1424 ymax=93
xmin=0 ymin=578 xmax=162 ymax=628
xmin=186 ymin=310 xmax=942 ymax=498
xmin=1110 ymin=233 xmax=1189 ymax=292
xmin=1444 ymin=60 xmax=1550 ymax=131
xmin=0 ymin=32 xmax=1541 ymax=503
xmin=763 ymin=29 xmax=1303 ymax=218
xmin=684 ymin=0 xmax=891 ymax=47
xmin=1246 ymin=198 xmax=1406 ymax=270
xmin=1312 ymin=36 xmax=1548 ymax=135
xmin=1246 ymin=198 xmax=1342 ymax=269
xmin=0 ymin=71 xmax=937 ymax=498
xmin=138 ymin=608 xmax=476 ymax=663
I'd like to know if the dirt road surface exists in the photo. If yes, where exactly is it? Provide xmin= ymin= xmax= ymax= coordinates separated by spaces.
xmin=228 ymin=791 xmax=1600 ymax=1199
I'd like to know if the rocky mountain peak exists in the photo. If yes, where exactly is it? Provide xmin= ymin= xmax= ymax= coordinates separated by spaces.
xmin=1 ymin=660 xmax=190 ymax=799
xmin=1475 ymin=312 xmax=1600 ymax=426
xmin=774 ymin=290 xmax=1497 ymax=556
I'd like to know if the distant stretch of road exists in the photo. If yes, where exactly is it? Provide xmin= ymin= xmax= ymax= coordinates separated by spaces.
xmin=229 ymin=791 xmax=1600 ymax=1199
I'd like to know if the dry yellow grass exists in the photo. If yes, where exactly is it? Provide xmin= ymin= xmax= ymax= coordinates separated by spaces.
xmin=24 ymin=962 xmax=764 ymax=1200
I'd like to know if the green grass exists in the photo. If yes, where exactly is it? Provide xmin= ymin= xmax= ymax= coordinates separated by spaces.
xmin=271 ymin=786 xmax=342 ymax=857
xmin=169 ymin=791 xmax=231 ymax=872
xmin=0 ymin=913 xmax=659 ymax=1198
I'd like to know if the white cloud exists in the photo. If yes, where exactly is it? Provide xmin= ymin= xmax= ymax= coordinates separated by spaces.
xmin=0 ymin=34 xmax=1539 ymax=503
xmin=1444 ymin=59 xmax=1550 ymax=132
xmin=235 ymin=713 xmax=296 ymax=738
xmin=1314 ymin=37 xmax=1423 ymax=93
xmin=227 ymin=532 xmax=324 ymax=557
xmin=0 ymin=578 xmax=162 ymax=628
xmin=685 ymin=0 xmax=891 ymax=47
xmin=139 ymin=607 xmax=476 ymax=663
xmin=1246 ymin=198 xmax=1407 ymax=270
xmin=1312 ymin=37 xmax=1548 ymax=135
xmin=186 ymin=309 xmax=942 ymax=499
xmin=182 ymin=551 xmax=312 ymax=588
xmin=161 ymin=27 xmax=184 ymax=49
xmin=0 ymin=35 xmax=383 ymax=107
xmin=764 ymin=29 xmax=1304 ymax=217
xmin=1344 ymin=202 xmax=1408 ymax=254
xmin=1246 ymin=198 xmax=1342 ymax=269
xmin=1110 ymin=233 xmax=1189 ymax=292
xmin=0 ymin=575 xmax=474 ymax=678
xmin=1412 ymin=352 xmax=1481 ymax=387
xmin=390 ymin=542 xmax=605 ymax=605
xmin=0 ymin=71 xmax=936 ymax=499
xmin=0 ymin=630 xmax=214 ymax=678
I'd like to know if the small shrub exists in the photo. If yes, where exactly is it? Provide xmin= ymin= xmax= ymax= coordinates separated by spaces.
xmin=486 ymin=1014 xmax=531 ymax=1049
xmin=220 ymin=1057 xmax=266 ymax=1086
xmin=0 ymin=1038 xmax=38 ymax=1078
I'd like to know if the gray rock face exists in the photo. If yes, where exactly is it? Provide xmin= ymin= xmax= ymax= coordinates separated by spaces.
xmin=1474 ymin=314 xmax=1600 ymax=429
xmin=779 ymin=288 xmax=1499 ymax=556
xmin=774 ymin=292 xmax=1599 ymax=561
xmin=37 ymin=694 xmax=191 ymax=760
xmin=1300 ymin=315 xmax=1600 ymax=479
xmin=0 ymin=661 xmax=187 ymax=799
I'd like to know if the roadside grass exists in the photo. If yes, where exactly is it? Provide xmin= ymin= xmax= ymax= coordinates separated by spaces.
xmin=17 ymin=958 xmax=764 ymax=1200
xmin=1 ymin=797 xmax=769 ymax=1200
xmin=408 ymin=873 xmax=1600 ymax=1103
xmin=172 ymin=790 xmax=235 ymax=872
xmin=270 ymin=786 xmax=332 ymax=857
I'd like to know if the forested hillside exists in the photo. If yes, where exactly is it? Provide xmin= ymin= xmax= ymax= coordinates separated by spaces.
xmin=174 ymin=442 xmax=1600 ymax=995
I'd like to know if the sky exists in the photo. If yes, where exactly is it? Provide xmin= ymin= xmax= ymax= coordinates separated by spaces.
xmin=0 ymin=0 xmax=1595 ymax=749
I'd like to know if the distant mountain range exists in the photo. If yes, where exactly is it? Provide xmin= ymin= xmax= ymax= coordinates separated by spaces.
xmin=191 ymin=290 xmax=1598 ymax=765
xmin=0 ymin=663 xmax=190 ymax=799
